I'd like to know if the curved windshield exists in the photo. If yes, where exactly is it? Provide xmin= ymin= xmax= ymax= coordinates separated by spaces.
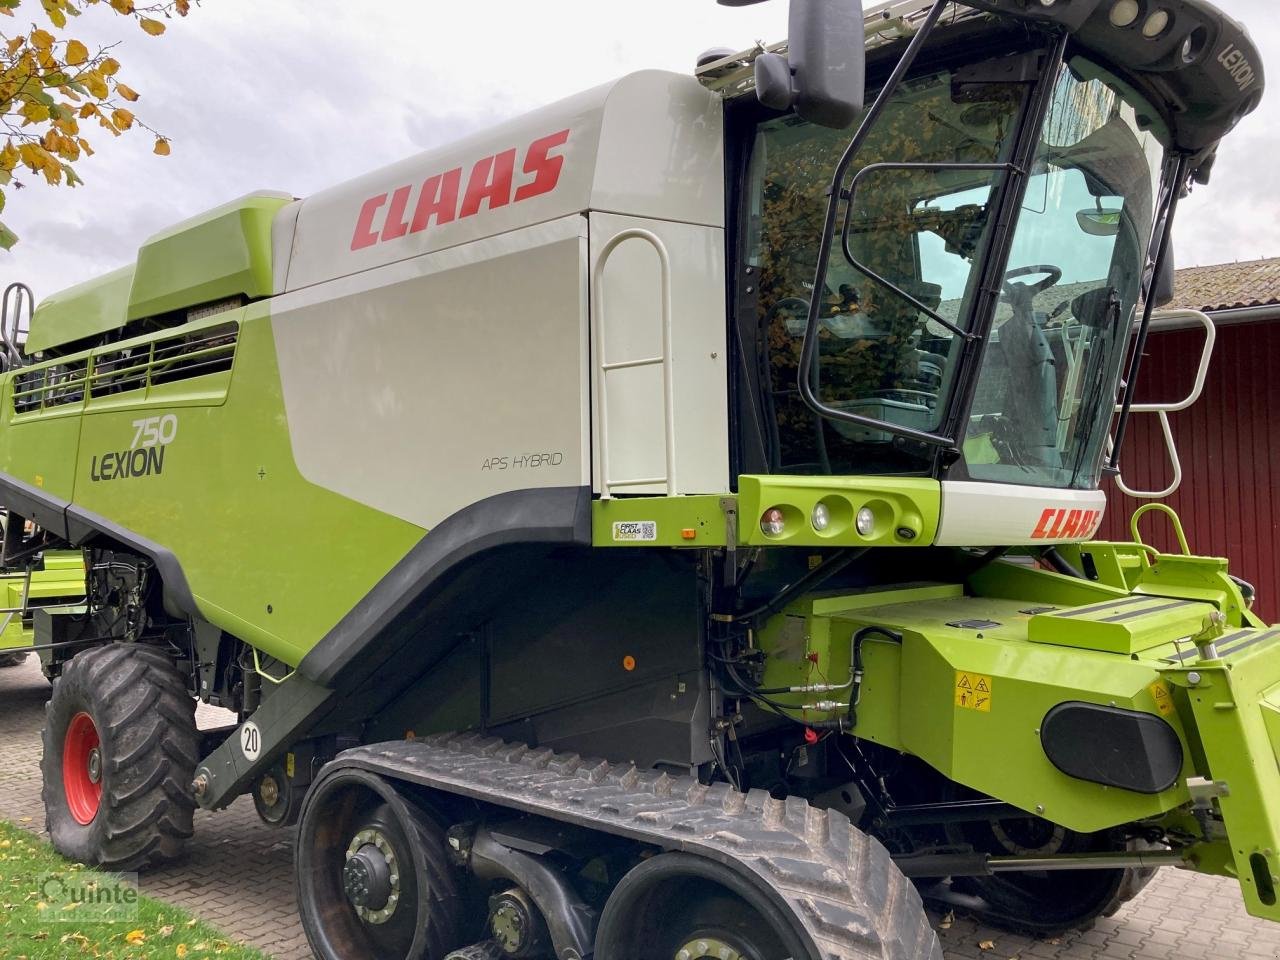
xmin=960 ymin=59 xmax=1165 ymax=488
xmin=745 ymin=63 xmax=1030 ymax=474
xmin=743 ymin=56 xmax=1166 ymax=489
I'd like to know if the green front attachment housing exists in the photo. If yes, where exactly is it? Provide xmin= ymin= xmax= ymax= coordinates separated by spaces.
xmin=0 ymin=552 xmax=85 ymax=652
xmin=756 ymin=543 xmax=1280 ymax=922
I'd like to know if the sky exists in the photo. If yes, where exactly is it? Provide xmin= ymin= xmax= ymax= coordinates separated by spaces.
xmin=3 ymin=0 xmax=1277 ymax=305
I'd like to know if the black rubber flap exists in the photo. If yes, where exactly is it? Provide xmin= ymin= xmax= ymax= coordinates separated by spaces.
xmin=1040 ymin=701 xmax=1182 ymax=794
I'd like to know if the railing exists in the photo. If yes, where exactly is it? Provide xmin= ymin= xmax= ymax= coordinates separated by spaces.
xmin=1108 ymin=309 xmax=1216 ymax=499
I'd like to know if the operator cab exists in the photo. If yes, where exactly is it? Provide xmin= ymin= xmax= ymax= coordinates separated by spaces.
xmin=722 ymin=0 xmax=1262 ymax=494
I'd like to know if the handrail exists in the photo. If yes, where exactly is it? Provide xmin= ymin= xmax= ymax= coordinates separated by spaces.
xmin=1129 ymin=502 xmax=1191 ymax=557
xmin=1109 ymin=309 xmax=1215 ymax=499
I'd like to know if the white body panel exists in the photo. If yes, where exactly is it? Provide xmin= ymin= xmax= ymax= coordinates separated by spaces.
xmin=283 ymin=71 xmax=724 ymax=293
xmin=272 ymin=70 xmax=730 ymax=521
xmin=589 ymin=213 xmax=729 ymax=497
xmin=935 ymin=481 xmax=1107 ymax=547
xmin=271 ymin=216 xmax=590 ymax=531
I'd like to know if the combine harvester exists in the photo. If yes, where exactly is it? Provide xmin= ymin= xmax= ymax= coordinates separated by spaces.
xmin=0 ymin=0 xmax=1271 ymax=957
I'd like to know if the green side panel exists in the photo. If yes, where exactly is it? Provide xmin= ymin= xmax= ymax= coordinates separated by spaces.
xmin=66 ymin=303 xmax=423 ymax=666
xmin=757 ymin=585 xmax=1192 ymax=833
xmin=592 ymin=495 xmax=729 ymax=547
xmin=736 ymin=475 xmax=940 ymax=548
xmin=127 ymin=192 xmax=290 ymax=322
xmin=0 ymin=373 xmax=84 ymax=502
xmin=26 ymin=266 xmax=134 ymax=357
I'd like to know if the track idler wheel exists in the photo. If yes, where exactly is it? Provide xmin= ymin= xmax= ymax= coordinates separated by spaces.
xmin=297 ymin=769 xmax=461 ymax=960
xmin=947 ymin=813 xmax=1149 ymax=934
xmin=595 ymin=852 xmax=809 ymax=960
xmin=41 ymin=644 xmax=199 ymax=870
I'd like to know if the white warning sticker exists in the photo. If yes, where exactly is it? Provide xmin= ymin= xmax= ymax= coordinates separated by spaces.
xmin=613 ymin=521 xmax=657 ymax=542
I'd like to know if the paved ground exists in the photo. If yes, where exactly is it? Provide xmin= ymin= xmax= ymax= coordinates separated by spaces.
xmin=3 ymin=654 xmax=1279 ymax=960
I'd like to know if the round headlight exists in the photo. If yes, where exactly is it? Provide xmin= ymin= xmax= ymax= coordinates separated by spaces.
xmin=1109 ymin=0 xmax=1141 ymax=27
xmin=855 ymin=507 xmax=875 ymax=537
xmin=760 ymin=507 xmax=786 ymax=538
xmin=1142 ymin=9 xmax=1170 ymax=37
xmin=812 ymin=502 xmax=831 ymax=532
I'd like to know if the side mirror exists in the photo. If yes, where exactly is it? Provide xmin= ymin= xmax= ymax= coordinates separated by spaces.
xmin=1153 ymin=244 xmax=1176 ymax=308
xmin=1075 ymin=207 xmax=1122 ymax=237
xmin=754 ymin=0 xmax=866 ymax=129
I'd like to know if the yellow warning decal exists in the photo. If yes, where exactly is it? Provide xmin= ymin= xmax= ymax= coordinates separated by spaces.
xmin=955 ymin=671 xmax=993 ymax=712
xmin=1149 ymin=680 xmax=1176 ymax=717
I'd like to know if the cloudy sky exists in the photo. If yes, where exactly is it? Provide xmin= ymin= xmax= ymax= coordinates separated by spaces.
xmin=4 ymin=0 xmax=1276 ymax=304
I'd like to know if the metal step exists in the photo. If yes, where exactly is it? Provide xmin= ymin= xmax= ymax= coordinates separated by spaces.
xmin=330 ymin=731 xmax=942 ymax=960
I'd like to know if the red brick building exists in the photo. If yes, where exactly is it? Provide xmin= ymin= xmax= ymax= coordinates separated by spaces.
xmin=1099 ymin=258 xmax=1280 ymax=622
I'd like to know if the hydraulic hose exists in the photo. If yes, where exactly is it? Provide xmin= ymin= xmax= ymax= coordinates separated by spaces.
xmin=1041 ymin=546 xmax=1086 ymax=580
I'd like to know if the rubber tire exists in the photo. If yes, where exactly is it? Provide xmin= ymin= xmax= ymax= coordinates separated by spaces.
xmin=42 ymin=644 xmax=199 ymax=870
xmin=296 ymin=769 xmax=462 ymax=960
xmin=0 ymin=650 xmax=28 ymax=668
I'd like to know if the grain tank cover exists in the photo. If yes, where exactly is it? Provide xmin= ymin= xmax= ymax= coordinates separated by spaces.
xmin=25 ymin=264 xmax=134 ymax=356
xmin=126 ymin=191 xmax=291 ymax=321
xmin=27 ymin=191 xmax=291 ymax=356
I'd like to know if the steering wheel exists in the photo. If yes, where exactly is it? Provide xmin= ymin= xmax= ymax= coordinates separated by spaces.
xmin=1002 ymin=264 xmax=1062 ymax=299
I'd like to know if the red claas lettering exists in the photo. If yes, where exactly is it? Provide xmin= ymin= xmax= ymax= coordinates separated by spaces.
xmin=349 ymin=129 xmax=571 ymax=252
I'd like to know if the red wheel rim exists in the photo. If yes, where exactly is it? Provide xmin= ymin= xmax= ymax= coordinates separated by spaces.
xmin=63 ymin=711 xmax=102 ymax=825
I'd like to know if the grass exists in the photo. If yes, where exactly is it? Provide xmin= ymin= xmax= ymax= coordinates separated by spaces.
xmin=0 ymin=820 xmax=268 ymax=960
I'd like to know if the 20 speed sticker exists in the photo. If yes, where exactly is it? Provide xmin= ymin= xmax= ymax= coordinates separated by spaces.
xmin=955 ymin=671 xmax=992 ymax=712
xmin=613 ymin=521 xmax=657 ymax=542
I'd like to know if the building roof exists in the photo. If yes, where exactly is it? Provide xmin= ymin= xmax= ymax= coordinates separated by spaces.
xmin=1168 ymin=257 xmax=1280 ymax=313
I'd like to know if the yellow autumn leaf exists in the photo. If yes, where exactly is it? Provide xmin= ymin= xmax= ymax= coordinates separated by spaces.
xmin=99 ymin=56 xmax=120 ymax=76
xmin=138 ymin=17 xmax=164 ymax=36
xmin=124 ymin=928 xmax=145 ymax=944
xmin=76 ymin=136 xmax=93 ymax=156
xmin=5 ymin=36 xmax=23 ymax=56
xmin=111 ymin=107 xmax=133 ymax=129
xmin=65 ymin=39 xmax=89 ymax=66
xmin=175 ymin=945 xmax=188 ymax=958
xmin=84 ymin=72 xmax=108 ymax=99
xmin=114 ymin=82 xmax=138 ymax=101
xmin=153 ymin=137 xmax=169 ymax=156
xmin=30 ymin=28 xmax=55 ymax=50
xmin=109 ymin=0 xmax=135 ymax=12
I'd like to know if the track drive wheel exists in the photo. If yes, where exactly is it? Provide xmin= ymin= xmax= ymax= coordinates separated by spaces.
xmin=41 ymin=644 xmax=199 ymax=870
xmin=0 ymin=650 xmax=29 ymax=668
xmin=948 ymin=813 xmax=1151 ymax=934
xmin=297 ymin=769 xmax=461 ymax=960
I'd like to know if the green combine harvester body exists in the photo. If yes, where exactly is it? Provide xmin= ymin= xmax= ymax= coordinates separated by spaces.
xmin=2 ymin=1 xmax=1274 ymax=957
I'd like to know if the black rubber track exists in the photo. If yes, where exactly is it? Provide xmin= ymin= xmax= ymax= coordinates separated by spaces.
xmin=42 ymin=644 xmax=200 ymax=870
xmin=328 ymin=732 xmax=943 ymax=960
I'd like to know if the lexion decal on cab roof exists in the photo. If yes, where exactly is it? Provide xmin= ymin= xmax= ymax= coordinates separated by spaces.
xmin=350 ymin=129 xmax=571 ymax=251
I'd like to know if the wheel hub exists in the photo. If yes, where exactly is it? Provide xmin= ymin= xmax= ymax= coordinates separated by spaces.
xmin=343 ymin=829 xmax=400 ymax=924
xmin=675 ymin=937 xmax=747 ymax=960
xmin=62 ymin=711 xmax=103 ymax=825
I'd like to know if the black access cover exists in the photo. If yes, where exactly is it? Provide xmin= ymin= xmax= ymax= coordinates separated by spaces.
xmin=1040 ymin=700 xmax=1183 ymax=794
